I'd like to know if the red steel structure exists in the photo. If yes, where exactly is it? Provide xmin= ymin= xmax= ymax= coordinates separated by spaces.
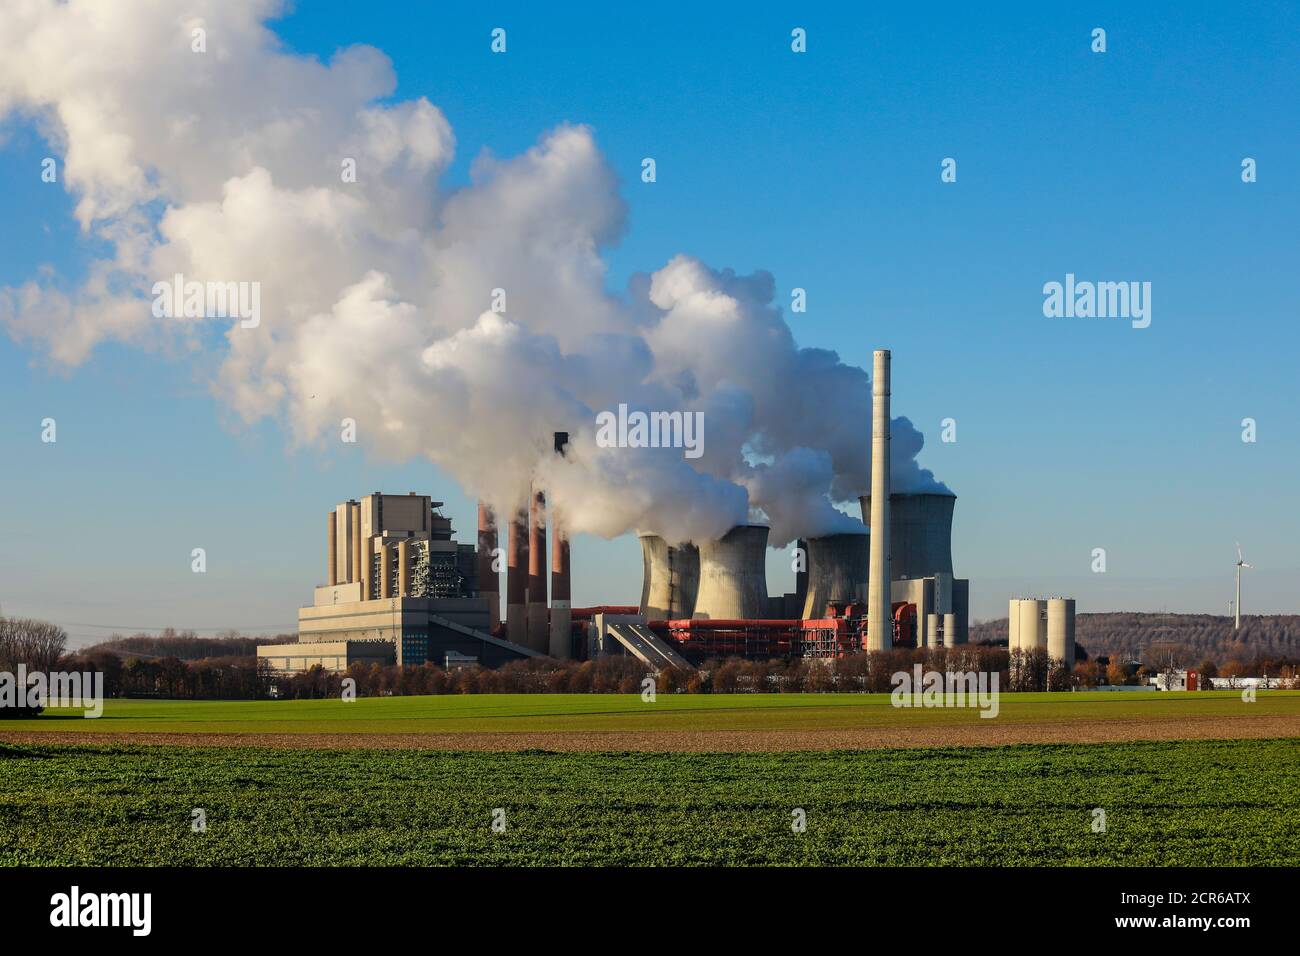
xmin=649 ymin=600 xmax=917 ymax=662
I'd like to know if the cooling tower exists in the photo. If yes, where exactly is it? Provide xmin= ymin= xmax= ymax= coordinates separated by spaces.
xmin=794 ymin=538 xmax=809 ymax=613
xmin=639 ymin=534 xmax=700 ymax=621
xmin=1046 ymin=598 xmax=1076 ymax=667
xmin=857 ymin=491 xmax=956 ymax=580
xmin=801 ymin=532 xmax=870 ymax=619
xmin=866 ymin=349 xmax=892 ymax=651
xmin=693 ymin=525 xmax=769 ymax=620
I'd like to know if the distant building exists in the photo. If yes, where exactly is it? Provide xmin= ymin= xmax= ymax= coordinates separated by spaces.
xmin=1153 ymin=671 xmax=1284 ymax=690
xmin=1153 ymin=670 xmax=1199 ymax=691
xmin=258 ymin=492 xmax=538 ymax=674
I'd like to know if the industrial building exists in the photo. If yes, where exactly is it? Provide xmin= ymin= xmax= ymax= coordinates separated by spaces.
xmin=262 ymin=349 xmax=1080 ymax=676
xmin=258 ymin=492 xmax=541 ymax=674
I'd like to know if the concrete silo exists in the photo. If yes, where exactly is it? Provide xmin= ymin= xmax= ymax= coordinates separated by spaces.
xmin=639 ymin=534 xmax=700 ymax=621
xmin=1009 ymin=598 xmax=1046 ymax=653
xmin=692 ymin=525 xmax=770 ymax=620
xmin=1046 ymin=598 xmax=1076 ymax=667
xmin=801 ymin=532 xmax=870 ymax=619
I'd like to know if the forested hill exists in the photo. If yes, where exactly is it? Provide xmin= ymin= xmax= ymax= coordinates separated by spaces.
xmin=82 ymin=631 xmax=295 ymax=661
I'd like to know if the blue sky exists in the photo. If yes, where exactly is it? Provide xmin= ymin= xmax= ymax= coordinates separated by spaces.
xmin=2 ymin=1 xmax=1297 ymax=646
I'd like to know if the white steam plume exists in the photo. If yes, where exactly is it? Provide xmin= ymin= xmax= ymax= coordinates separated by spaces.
xmin=0 ymin=0 xmax=947 ymax=546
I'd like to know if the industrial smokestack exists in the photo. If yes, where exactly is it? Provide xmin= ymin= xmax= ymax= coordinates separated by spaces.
xmin=477 ymin=503 xmax=500 ymax=630
xmin=693 ymin=525 xmax=769 ymax=620
xmin=527 ymin=489 xmax=548 ymax=651
xmin=506 ymin=509 xmax=528 ymax=645
xmin=550 ymin=526 xmax=571 ymax=658
xmin=639 ymin=534 xmax=700 ymax=620
xmin=801 ymin=533 xmax=870 ymax=619
xmin=327 ymin=511 xmax=337 ymax=586
xmin=866 ymin=349 xmax=892 ymax=650
xmin=857 ymin=491 xmax=956 ymax=580
xmin=549 ymin=432 xmax=572 ymax=658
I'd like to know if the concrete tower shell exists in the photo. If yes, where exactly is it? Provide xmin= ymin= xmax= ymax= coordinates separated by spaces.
xmin=639 ymin=535 xmax=700 ymax=621
xmin=794 ymin=538 xmax=809 ymax=614
xmin=800 ymin=533 xmax=870 ymax=619
xmin=1047 ymin=598 xmax=1076 ymax=667
xmin=857 ymin=492 xmax=956 ymax=581
xmin=866 ymin=349 xmax=892 ymax=650
xmin=693 ymin=525 xmax=770 ymax=621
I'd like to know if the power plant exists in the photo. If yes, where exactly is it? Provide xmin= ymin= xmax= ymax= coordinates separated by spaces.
xmin=260 ymin=352 xmax=1077 ymax=674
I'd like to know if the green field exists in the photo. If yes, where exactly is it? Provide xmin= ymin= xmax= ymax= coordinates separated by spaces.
xmin=1 ymin=738 xmax=1296 ymax=865
xmin=4 ymin=690 xmax=1298 ymax=735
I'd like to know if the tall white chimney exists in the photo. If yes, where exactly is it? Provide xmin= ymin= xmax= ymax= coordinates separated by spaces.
xmin=867 ymin=349 xmax=892 ymax=651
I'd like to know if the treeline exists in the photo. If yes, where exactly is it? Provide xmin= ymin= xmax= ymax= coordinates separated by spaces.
xmin=0 ymin=616 xmax=66 ymax=672
xmin=58 ymin=650 xmax=266 ymax=699
xmin=82 ymin=629 xmax=295 ymax=661
xmin=970 ymin=612 xmax=1300 ymax=669
xmin=278 ymin=646 xmax=1020 ymax=698
xmin=1 ymin=616 xmax=68 ymax=715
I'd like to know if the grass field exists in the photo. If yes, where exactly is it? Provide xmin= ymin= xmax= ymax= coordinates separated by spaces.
xmin=4 ymin=690 xmax=1299 ymax=735
xmin=2 ymin=738 xmax=1296 ymax=865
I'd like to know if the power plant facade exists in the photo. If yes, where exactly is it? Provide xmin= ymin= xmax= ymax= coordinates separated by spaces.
xmin=259 ymin=492 xmax=541 ymax=675
xmin=261 ymin=351 xmax=1081 ymax=676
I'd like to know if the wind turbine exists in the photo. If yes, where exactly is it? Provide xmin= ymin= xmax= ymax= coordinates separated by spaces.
xmin=1234 ymin=543 xmax=1253 ymax=631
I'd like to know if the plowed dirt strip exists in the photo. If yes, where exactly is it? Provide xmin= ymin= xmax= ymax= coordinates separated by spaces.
xmin=3 ymin=712 xmax=1298 ymax=751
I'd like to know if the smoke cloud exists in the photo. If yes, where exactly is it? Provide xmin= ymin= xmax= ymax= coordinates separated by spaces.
xmin=0 ymin=0 xmax=947 ymax=547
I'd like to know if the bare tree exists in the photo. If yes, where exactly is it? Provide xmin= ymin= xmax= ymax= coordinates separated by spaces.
xmin=0 ymin=616 xmax=68 ymax=671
